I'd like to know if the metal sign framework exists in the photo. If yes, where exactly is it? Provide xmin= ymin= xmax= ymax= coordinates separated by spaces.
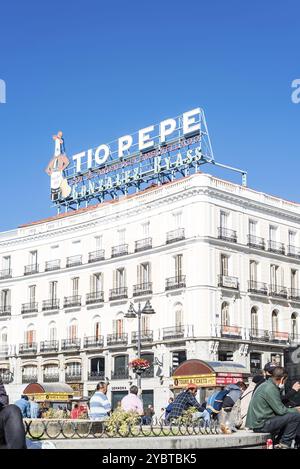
xmin=52 ymin=109 xmax=247 ymax=214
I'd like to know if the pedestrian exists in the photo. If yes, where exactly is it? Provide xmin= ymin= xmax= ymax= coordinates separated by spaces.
xmin=168 ymin=384 xmax=209 ymax=424
xmin=246 ymin=366 xmax=300 ymax=449
xmin=70 ymin=403 xmax=81 ymax=419
xmin=89 ymin=381 xmax=111 ymax=421
xmin=29 ymin=396 xmax=39 ymax=418
xmin=121 ymin=385 xmax=143 ymax=416
xmin=142 ymin=405 xmax=155 ymax=425
xmin=14 ymin=395 xmax=31 ymax=418
xmin=164 ymin=397 xmax=174 ymax=422
xmin=0 ymin=380 xmax=27 ymax=449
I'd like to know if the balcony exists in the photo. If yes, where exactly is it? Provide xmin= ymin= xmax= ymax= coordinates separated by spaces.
xmin=0 ymin=345 xmax=9 ymax=356
xmin=133 ymin=282 xmax=153 ymax=297
xmin=166 ymin=228 xmax=185 ymax=244
xmin=248 ymin=281 xmax=268 ymax=295
xmin=0 ymin=306 xmax=11 ymax=316
xmin=247 ymin=235 xmax=265 ymax=250
xmin=42 ymin=299 xmax=60 ymax=311
xmin=65 ymin=373 xmax=82 ymax=383
xmin=135 ymin=237 xmax=152 ymax=252
xmin=131 ymin=330 xmax=154 ymax=343
xmin=61 ymin=338 xmax=81 ymax=351
xmin=43 ymin=374 xmax=59 ymax=383
xmin=289 ymin=289 xmax=300 ymax=302
xmin=45 ymin=259 xmax=61 ymax=271
xmin=22 ymin=375 xmax=38 ymax=384
xmin=218 ymin=275 xmax=239 ymax=289
xmin=0 ymin=269 xmax=12 ymax=279
xmin=111 ymin=369 xmax=129 ymax=380
xmin=63 ymin=295 xmax=81 ymax=308
xmin=40 ymin=340 xmax=59 ymax=353
xmin=289 ymin=334 xmax=300 ymax=345
xmin=19 ymin=342 xmax=37 ymax=355
xmin=88 ymin=250 xmax=105 ymax=263
xmin=162 ymin=325 xmax=194 ymax=340
xmin=249 ymin=329 xmax=270 ymax=342
xmin=218 ymin=227 xmax=237 ymax=243
xmin=84 ymin=336 xmax=104 ymax=349
xmin=107 ymin=333 xmax=128 ymax=346
xmin=165 ymin=275 xmax=186 ymax=291
xmin=269 ymin=285 xmax=288 ymax=299
xmin=109 ymin=287 xmax=128 ymax=301
xmin=21 ymin=302 xmax=38 ymax=314
xmin=269 ymin=331 xmax=289 ymax=343
xmin=268 ymin=240 xmax=285 ymax=255
xmin=221 ymin=324 xmax=242 ymax=339
xmin=66 ymin=255 xmax=82 ymax=268
xmin=111 ymin=244 xmax=129 ymax=258
xmin=287 ymin=245 xmax=300 ymax=259
xmin=24 ymin=264 xmax=39 ymax=276
xmin=88 ymin=371 xmax=105 ymax=381
xmin=86 ymin=291 xmax=104 ymax=305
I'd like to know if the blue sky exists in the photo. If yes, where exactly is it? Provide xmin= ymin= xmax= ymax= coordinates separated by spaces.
xmin=0 ymin=0 xmax=299 ymax=230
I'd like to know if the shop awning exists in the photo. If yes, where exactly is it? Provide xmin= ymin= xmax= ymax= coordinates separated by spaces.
xmin=23 ymin=382 xmax=74 ymax=401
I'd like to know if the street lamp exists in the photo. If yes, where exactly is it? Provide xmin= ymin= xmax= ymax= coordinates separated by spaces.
xmin=125 ymin=300 xmax=156 ymax=389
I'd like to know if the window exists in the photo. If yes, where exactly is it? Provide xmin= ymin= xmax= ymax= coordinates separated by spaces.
xmin=249 ymin=220 xmax=256 ymax=236
xmin=118 ymin=229 xmax=126 ymax=244
xmin=68 ymin=320 xmax=78 ymax=340
xmin=172 ymin=350 xmax=186 ymax=371
xmin=90 ymin=273 xmax=103 ymax=293
xmin=50 ymin=245 xmax=59 ymax=259
xmin=94 ymin=235 xmax=103 ymax=250
xmin=137 ymin=263 xmax=151 ymax=284
xmin=141 ymin=315 xmax=150 ymax=333
xmin=72 ymin=277 xmax=79 ymax=296
xmin=94 ymin=319 xmax=101 ymax=339
xmin=249 ymin=261 xmax=258 ymax=283
xmin=113 ymin=318 xmax=124 ymax=336
xmin=291 ymin=269 xmax=298 ymax=290
xmin=28 ymin=285 xmax=36 ymax=304
xmin=289 ymin=231 xmax=296 ymax=246
xmin=66 ymin=362 xmax=81 ymax=376
xmin=221 ymin=302 xmax=230 ymax=326
xmin=250 ymin=353 xmax=262 ymax=374
xmin=174 ymin=254 xmax=183 ymax=279
xmin=49 ymin=281 xmax=57 ymax=300
xmin=272 ymin=310 xmax=279 ymax=332
xmin=291 ymin=314 xmax=298 ymax=339
xmin=218 ymin=351 xmax=233 ymax=361
xmin=251 ymin=307 xmax=258 ymax=333
xmin=1 ymin=290 xmax=10 ymax=309
xmin=44 ymin=365 xmax=59 ymax=377
xmin=142 ymin=222 xmax=150 ymax=237
xmin=269 ymin=226 xmax=277 ymax=241
xmin=220 ymin=254 xmax=229 ymax=276
xmin=90 ymin=357 xmax=105 ymax=375
xmin=114 ymin=355 xmax=128 ymax=373
xmin=270 ymin=265 xmax=279 ymax=288
xmin=49 ymin=322 xmax=57 ymax=341
xmin=2 ymin=256 xmax=11 ymax=271
xmin=29 ymin=250 xmax=37 ymax=266
xmin=25 ymin=325 xmax=36 ymax=345
xmin=175 ymin=303 xmax=183 ymax=328
xmin=0 ymin=327 xmax=7 ymax=345
xmin=220 ymin=211 xmax=228 ymax=229
xmin=113 ymin=268 xmax=126 ymax=289
xmin=173 ymin=211 xmax=182 ymax=228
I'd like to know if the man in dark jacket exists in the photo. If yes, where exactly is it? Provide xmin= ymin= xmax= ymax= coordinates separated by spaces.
xmin=0 ymin=380 xmax=27 ymax=449
xmin=168 ymin=384 xmax=206 ymax=420
xmin=246 ymin=367 xmax=300 ymax=449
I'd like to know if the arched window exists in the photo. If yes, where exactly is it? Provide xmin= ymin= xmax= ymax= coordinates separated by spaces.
xmin=272 ymin=310 xmax=279 ymax=332
xmin=48 ymin=322 xmax=57 ymax=342
xmin=221 ymin=302 xmax=230 ymax=326
xmin=25 ymin=324 xmax=36 ymax=344
xmin=291 ymin=313 xmax=298 ymax=340
xmin=113 ymin=313 xmax=124 ymax=336
xmin=68 ymin=319 xmax=78 ymax=340
xmin=251 ymin=307 xmax=258 ymax=334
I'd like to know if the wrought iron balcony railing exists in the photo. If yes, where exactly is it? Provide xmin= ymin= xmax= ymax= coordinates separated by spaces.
xmin=42 ymin=299 xmax=60 ymax=311
xmin=40 ymin=340 xmax=59 ymax=353
xmin=247 ymin=235 xmax=265 ymax=250
xmin=63 ymin=295 xmax=81 ymax=308
xmin=165 ymin=276 xmax=186 ymax=291
xmin=45 ymin=259 xmax=61 ymax=271
xmin=269 ymin=331 xmax=289 ymax=343
xmin=83 ymin=336 xmax=104 ymax=348
xmin=134 ymin=237 xmax=152 ymax=252
xmin=19 ymin=342 xmax=38 ymax=354
xmin=65 ymin=373 xmax=82 ymax=382
xmin=218 ymin=227 xmax=237 ymax=243
xmin=107 ymin=333 xmax=128 ymax=346
xmin=166 ymin=228 xmax=185 ymax=244
xmin=21 ymin=302 xmax=38 ymax=314
xmin=0 ymin=269 xmax=12 ymax=279
xmin=221 ymin=324 xmax=242 ymax=338
xmin=88 ymin=371 xmax=105 ymax=381
xmin=268 ymin=240 xmax=285 ymax=255
xmin=133 ymin=282 xmax=153 ymax=297
xmin=287 ymin=245 xmax=300 ymax=259
xmin=162 ymin=325 xmax=194 ymax=340
xmin=131 ymin=330 xmax=154 ymax=343
xmin=24 ymin=264 xmax=39 ymax=275
xmin=0 ymin=305 xmax=11 ymax=316
xmin=61 ymin=338 xmax=81 ymax=351
xmin=86 ymin=291 xmax=104 ymax=305
xmin=111 ymin=244 xmax=129 ymax=258
xmin=289 ymin=289 xmax=300 ymax=301
xmin=269 ymin=285 xmax=288 ymax=299
xmin=248 ymin=281 xmax=268 ymax=295
xmin=88 ymin=250 xmax=105 ymax=263
xmin=111 ymin=369 xmax=129 ymax=380
xmin=249 ymin=329 xmax=271 ymax=342
xmin=22 ymin=375 xmax=38 ymax=384
xmin=109 ymin=287 xmax=128 ymax=301
xmin=43 ymin=374 xmax=59 ymax=383
xmin=66 ymin=255 xmax=82 ymax=268
xmin=218 ymin=275 xmax=239 ymax=289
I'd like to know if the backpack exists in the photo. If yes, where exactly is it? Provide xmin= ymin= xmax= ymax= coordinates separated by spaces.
xmin=206 ymin=389 xmax=229 ymax=415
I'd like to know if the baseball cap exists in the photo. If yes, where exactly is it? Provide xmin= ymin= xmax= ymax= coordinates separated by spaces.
xmin=264 ymin=362 xmax=277 ymax=374
xmin=187 ymin=384 xmax=198 ymax=391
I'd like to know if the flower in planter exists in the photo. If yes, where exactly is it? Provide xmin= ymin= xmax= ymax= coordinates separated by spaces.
xmin=129 ymin=358 xmax=150 ymax=371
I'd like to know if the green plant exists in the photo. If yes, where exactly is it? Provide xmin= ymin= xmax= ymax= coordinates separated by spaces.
xmin=177 ymin=406 xmax=198 ymax=424
xmin=105 ymin=408 xmax=140 ymax=437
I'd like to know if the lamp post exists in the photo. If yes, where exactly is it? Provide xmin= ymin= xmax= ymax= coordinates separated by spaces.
xmin=125 ymin=300 xmax=155 ymax=390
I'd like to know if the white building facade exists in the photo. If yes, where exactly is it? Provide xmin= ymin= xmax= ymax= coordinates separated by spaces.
xmin=0 ymin=172 xmax=300 ymax=412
